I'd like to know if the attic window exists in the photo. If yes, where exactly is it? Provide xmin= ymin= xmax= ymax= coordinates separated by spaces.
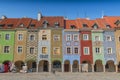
xmin=83 ymin=24 xmax=88 ymax=28
xmin=70 ymin=25 xmax=76 ymax=29
xmin=106 ymin=25 xmax=111 ymax=28
xmin=43 ymin=20 xmax=49 ymax=28
xmin=20 ymin=24 xmax=24 ymax=27
xmin=92 ymin=24 xmax=98 ymax=29
xmin=54 ymin=22 xmax=59 ymax=28
xmin=115 ymin=20 xmax=120 ymax=26
xmin=30 ymin=24 xmax=35 ymax=27
xmin=0 ymin=24 xmax=5 ymax=28
xmin=7 ymin=24 xmax=13 ymax=28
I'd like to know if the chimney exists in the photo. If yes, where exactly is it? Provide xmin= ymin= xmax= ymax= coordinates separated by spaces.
xmin=1 ymin=15 xmax=7 ymax=19
xmin=86 ymin=17 xmax=90 ymax=20
xmin=38 ymin=12 xmax=42 ymax=21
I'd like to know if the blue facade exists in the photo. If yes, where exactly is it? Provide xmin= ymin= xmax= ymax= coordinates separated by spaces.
xmin=103 ymin=30 xmax=117 ymax=64
xmin=62 ymin=30 xmax=80 ymax=65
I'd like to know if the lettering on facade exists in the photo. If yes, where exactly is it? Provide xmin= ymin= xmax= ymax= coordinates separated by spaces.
xmin=93 ymin=41 xmax=102 ymax=46
xmin=40 ymin=54 xmax=48 ymax=59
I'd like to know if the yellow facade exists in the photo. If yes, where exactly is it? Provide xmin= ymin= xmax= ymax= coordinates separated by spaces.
xmin=14 ymin=29 xmax=27 ymax=63
xmin=115 ymin=29 xmax=120 ymax=64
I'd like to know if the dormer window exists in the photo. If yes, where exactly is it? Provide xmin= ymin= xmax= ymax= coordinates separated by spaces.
xmin=0 ymin=24 xmax=5 ymax=28
xmin=30 ymin=24 xmax=35 ymax=28
xmin=115 ymin=20 xmax=120 ymax=26
xmin=70 ymin=25 xmax=76 ymax=29
xmin=106 ymin=25 xmax=111 ymax=28
xmin=83 ymin=24 xmax=88 ymax=28
xmin=54 ymin=22 xmax=59 ymax=28
xmin=7 ymin=24 xmax=13 ymax=28
xmin=20 ymin=23 xmax=24 ymax=27
xmin=92 ymin=23 xmax=98 ymax=29
xmin=43 ymin=20 xmax=49 ymax=28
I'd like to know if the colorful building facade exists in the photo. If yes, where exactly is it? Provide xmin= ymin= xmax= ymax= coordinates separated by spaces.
xmin=1 ymin=15 xmax=120 ymax=73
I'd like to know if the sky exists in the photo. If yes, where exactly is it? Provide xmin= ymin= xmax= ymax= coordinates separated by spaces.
xmin=0 ymin=0 xmax=120 ymax=19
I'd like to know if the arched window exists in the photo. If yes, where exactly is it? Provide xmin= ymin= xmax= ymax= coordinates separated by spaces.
xmin=29 ymin=35 xmax=35 ymax=41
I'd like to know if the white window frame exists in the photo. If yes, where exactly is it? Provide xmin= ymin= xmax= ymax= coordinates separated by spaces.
xmin=3 ymin=46 xmax=10 ymax=53
xmin=42 ymin=47 xmax=47 ymax=54
xmin=74 ymin=47 xmax=79 ymax=54
xmin=66 ymin=34 xmax=71 ymax=41
xmin=53 ymin=47 xmax=60 ymax=55
xmin=95 ymin=36 xmax=100 ymax=41
xmin=29 ymin=34 xmax=35 ymax=41
xmin=83 ymin=34 xmax=88 ymax=40
xmin=95 ymin=47 xmax=101 ymax=54
xmin=106 ymin=35 xmax=111 ymax=41
xmin=83 ymin=47 xmax=90 ymax=55
xmin=17 ymin=46 xmax=23 ymax=53
xmin=53 ymin=35 xmax=60 ymax=41
xmin=73 ymin=34 xmax=79 ymax=41
xmin=107 ymin=47 xmax=112 ymax=54
xmin=66 ymin=47 xmax=72 ymax=54
xmin=5 ymin=34 xmax=10 ymax=40
xmin=42 ymin=35 xmax=47 ymax=40
xmin=18 ymin=33 xmax=23 ymax=41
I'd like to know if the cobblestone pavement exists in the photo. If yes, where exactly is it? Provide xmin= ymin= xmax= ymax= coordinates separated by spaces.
xmin=0 ymin=72 xmax=120 ymax=80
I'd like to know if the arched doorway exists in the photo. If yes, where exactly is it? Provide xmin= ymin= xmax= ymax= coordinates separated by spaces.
xmin=73 ymin=60 xmax=79 ymax=72
xmin=64 ymin=60 xmax=70 ymax=72
xmin=105 ymin=60 xmax=115 ymax=72
xmin=52 ymin=60 xmax=61 ymax=72
xmin=15 ymin=61 xmax=24 ymax=71
xmin=94 ymin=60 xmax=103 ymax=72
xmin=118 ymin=62 xmax=120 ymax=72
xmin=82 ymin=61 xmax=92 ymax=72
xmin=39 ymin=60 xmax=49 ymax=72
xmin=27 ymin=60 xmax=36 ymax=72
xmin=3 ymin=60 xmax=11 ymax=72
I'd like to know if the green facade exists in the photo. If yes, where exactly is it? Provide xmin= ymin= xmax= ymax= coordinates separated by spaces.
xmin=0 ymin=30 xmax=15 ymax=63
xmin=92 ymin=30 xmax=105 ymax=65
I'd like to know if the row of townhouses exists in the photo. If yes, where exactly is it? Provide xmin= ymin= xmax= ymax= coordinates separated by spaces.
xmin=0 ymin=13 xmax=120 ymax=72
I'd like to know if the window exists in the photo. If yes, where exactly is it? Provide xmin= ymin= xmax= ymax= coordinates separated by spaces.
xmin=20 ymin=24 xmax=24 ymax=27
xmin=18 ymin=46 xmax=22 ymax=53
xmin=32 ymin=62 xmax=36 ymax=68
xmin=119 ymin=36 xmax=120 ymax=42
xmin=42 ymin=47 xmax=47 ymax=54
xmin=4 ymin=46 xmax=10 ymax=53
xmin=106 ymin=36 xmax=111 ymax=41
xmin=30 ymin=47 xmax=34 ymax=54
xmin=74 ymin=34 xmax=79 ymax=41
xmin=53 ymin=61 xmax=61 ymax=68
xmin=66 ymin=34 xmax=71 ymax=41
xmin=29 ymin=35 xmax=35 ymax=41
xmin=95 ymin=48 xmax=101 ymax=54
xmin=84 ymin=47 xmax=89 ymax=55
xmin=5 ymin=34 xmax=10 ymax=40
xmin=108 ymin=48 xmax=112 ymax=54
xmin=106 ymin=25 xmax=111 ymax=28
xmin=7 ymin=24 xmax=13 ymax=28
xmin=54 ymin=22 xmax=59 ymax=28
xmin=54 ymin=47 xmax=60 ymax=55
xmin=67 ymin=47 xmax=71 ymax=54
xmin=70 ymin=25 xmax=76 ymax=29
xmin=18 ymin=34 xmax=23 ymax=40
xmin=74 ymin=47 xmax=78 ymax=54
xmin=95 ymin=36 xmax=100 ymax=41
xmin=83 ymin=24 xmax=88 ymax=28
xmin=42 ymin=35 xmax=47 ymax=40
xmin=54 ymin=35 xmax=60 ymax=41
xmin=0 ymin=34 xmax=1 ymax=38
xmin=83 ymin=34 xmax=88 ymax=40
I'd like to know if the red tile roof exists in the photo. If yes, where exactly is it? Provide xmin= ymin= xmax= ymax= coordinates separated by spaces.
xmin=0 ymin=18 xmax=20 ymax=29
xmin=16 ymin=18 xmax=32 ymax=28
xmin=37 ymin=16 xmax=64 ymax=28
